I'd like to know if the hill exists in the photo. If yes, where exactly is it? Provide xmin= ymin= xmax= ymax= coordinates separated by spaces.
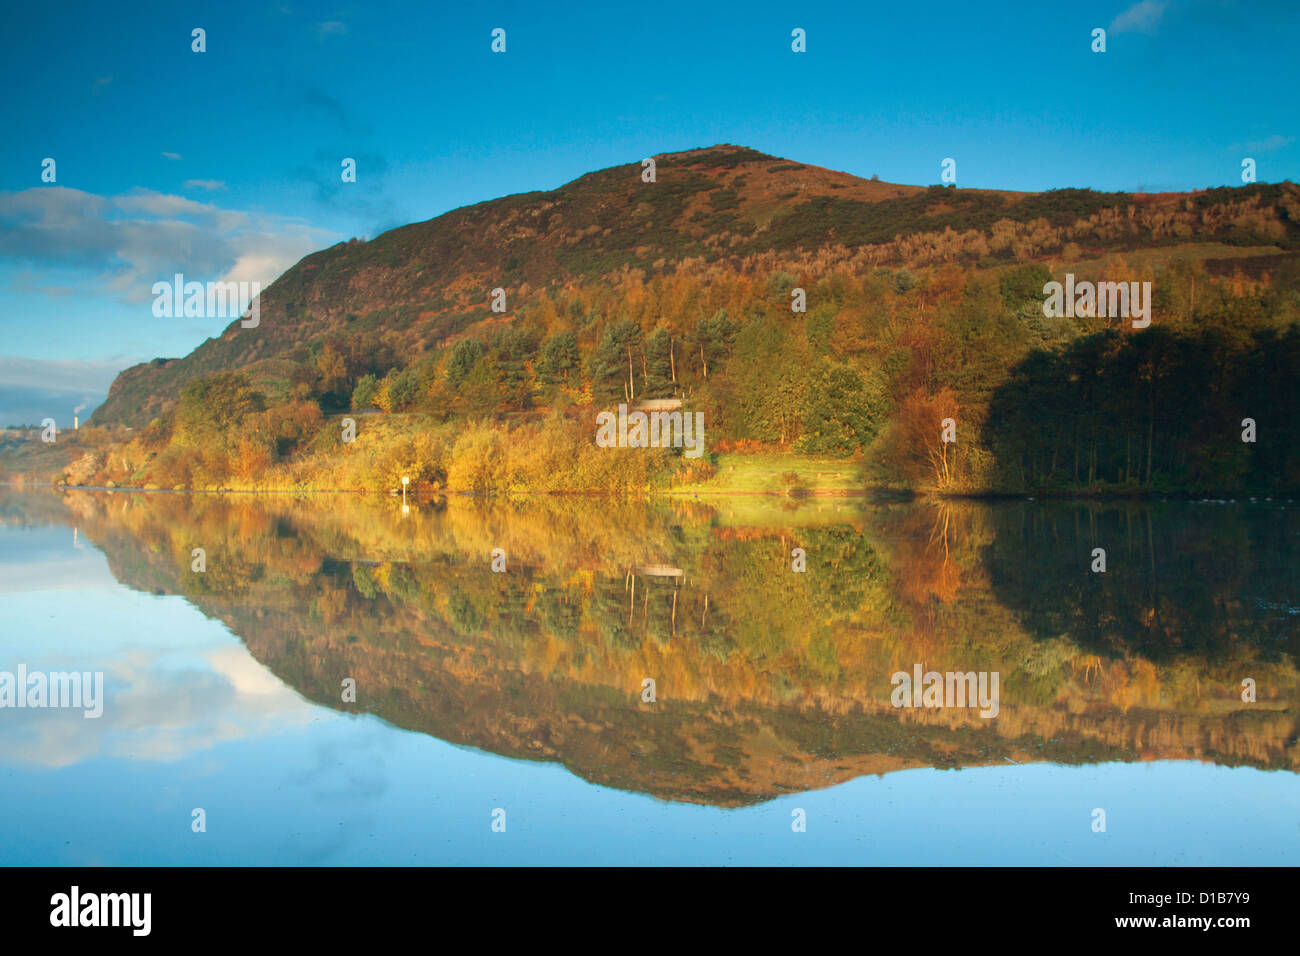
xmin=9 ymin=144 xmax=1300 ymax=494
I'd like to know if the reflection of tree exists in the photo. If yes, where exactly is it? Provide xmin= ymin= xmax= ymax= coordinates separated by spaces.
xmin=911 ymin=503 xmax=962 ymax=605
xmin=448 ymin=592 xmax=486 ymax=634
xmin=802 ymin=526 xmax=883 ymax=615
xmin=12 ymin=487 xmax=1298 ymax=807
xmin=985 ymin=501 xmax=1299 ymax=663
xmin=536 ymin=583 xmax=583 ymax=643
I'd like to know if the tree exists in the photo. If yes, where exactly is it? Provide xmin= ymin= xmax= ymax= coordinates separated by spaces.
xmin=175 ymin=371 xmax=266 ymax=447
xmin=590 ymin=319 xmax=642 ymax=401
xmin=315 ymin=344 xmax=350 ymax=411
xmin=730 ymin=317 xmax=808 ymax=444
xmin=883 ymin=387 xmax=961 ymax=489
xmin=798 ymin=361 xmax=883 ymax=456
xmin=445 ymin=338 xmax=486 ymax=386
xmin=537 ymin=330 xmax=580 ymax=385
xmin=643 ymin=326 xmax=675 ymax=396
xmin=999 ymin=263 xmax=1052 ymax=310
xmin=352 ymin=374 xmax=380 ymax=410
xmin=691 ymin=309 xmax=735 ymax=380
xmin=386 ymin=367 xmax=422 ymax=411
xmin=490 ymin=325 xmax=536 ymax=408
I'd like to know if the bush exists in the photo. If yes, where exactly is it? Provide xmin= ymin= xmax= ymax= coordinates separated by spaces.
xmin=446 ymin=422 xmax=511 ymax=493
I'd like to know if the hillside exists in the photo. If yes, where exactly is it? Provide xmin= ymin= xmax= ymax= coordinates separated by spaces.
xmin=97 ymin=145 xmax=940 ymax=427
xmin=9 ymin=144 xmax=1300 ymax=495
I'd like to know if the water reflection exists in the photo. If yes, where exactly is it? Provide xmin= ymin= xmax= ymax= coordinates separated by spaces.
xmin=2 ymin=488 xmax=1297 ymax=808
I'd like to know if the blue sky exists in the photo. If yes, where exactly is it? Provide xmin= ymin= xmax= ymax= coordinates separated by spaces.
xmin=1 ymin=0 xmax=1297 ymax=424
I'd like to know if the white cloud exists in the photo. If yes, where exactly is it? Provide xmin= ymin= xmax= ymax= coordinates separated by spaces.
xmin=1110 ymin=0 xmax=1169 ymax=34
xmin=183 ymin=179 xmax=226 ymax=191
xmin=161 ymin=152 xmax=182 ymax=161
xmin=113 ymin=188 xmax=240 ymax=224
xmin=0 ymin=645 xmax=318 ymax=768
xmin=0 ymin=356 xmax=127 ymax=393
xmin=0 ymin=185 xmax=339 ymax=305
xmin=1230 ymin=135 xmax=1295 ymax=153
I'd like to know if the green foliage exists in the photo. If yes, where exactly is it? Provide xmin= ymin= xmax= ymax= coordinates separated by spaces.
xmin=352 ymin=564 xmax=380 ymax=600
xmin=352 ymin=373 xmax=380 ymax=410
xmin=728 ymin=317 xmax=808 ymax=444
xmin=806 ymin=307 xmax=835 ymax=356
xmin=456 ymin=356 xmax=505 ymax=417
xmin=445 ymin=338 xmax=486 ymax=386
xmin=709 ymin=186 xmax=741 ymax=211
xmin=175 ymin=371 xmax=266 ymax=447
xmin=691 ymin=308 xmax=736 ymax=380
xmin=754 ymin=186 xmax=1134 ymax=255
xmin=1015 ymin=301 xmax=1077 ymax=351
xmin=1011 ymin=188 xmax=1129 ymax=227
xmin=386 ymin=367 xmax=423 ymax=411
xmin=590 ymin=319 xmax=642 ymax=400
xmin=1000 ymin=263 xmax=1053 ymax=309
xmin=797 ymin=361 xmax=884 ymax=456
xmin=767 ymin=271 xmax=799 ymax=296
xmin=537 ymin=330 xmax=581 ymax=384
xmin=490 ymin=325 xmax=537 ymax=407
xmin=643 ymin=327 xmax=675 ymax=396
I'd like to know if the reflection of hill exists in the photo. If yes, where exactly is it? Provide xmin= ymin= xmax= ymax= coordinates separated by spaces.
xmin=15 ymin=488 xmax=1299 ymax=807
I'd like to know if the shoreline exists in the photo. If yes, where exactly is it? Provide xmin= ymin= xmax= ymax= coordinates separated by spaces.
xmin=4 ymin=480 xmax=1293 ymax=503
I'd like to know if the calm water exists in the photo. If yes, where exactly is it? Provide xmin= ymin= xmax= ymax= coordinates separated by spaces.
xmin=1 ymin=488 xmax=1297 ymax=865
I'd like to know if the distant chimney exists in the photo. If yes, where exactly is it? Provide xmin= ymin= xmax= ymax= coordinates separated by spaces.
xmin=74 ymin=415 xmax=79 ymax=430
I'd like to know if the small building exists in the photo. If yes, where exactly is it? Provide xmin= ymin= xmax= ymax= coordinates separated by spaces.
xmin=634 ymin=398 xmax=683 ymax=413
